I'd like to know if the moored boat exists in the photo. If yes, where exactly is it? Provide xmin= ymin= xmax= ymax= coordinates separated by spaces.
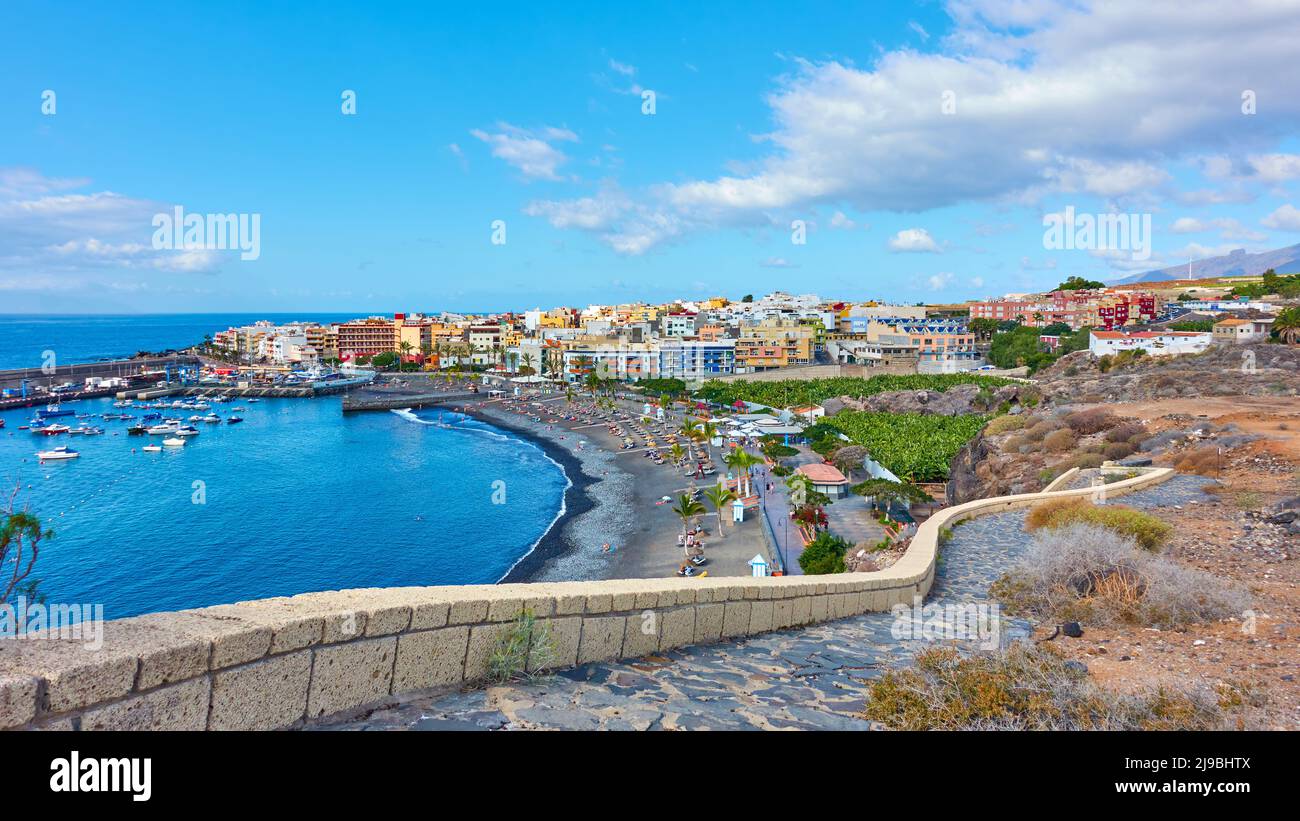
xmin=162 ymin=437 xmax=186 ymax=447
xmin=36 ymin=445 xmax=79 ymax=460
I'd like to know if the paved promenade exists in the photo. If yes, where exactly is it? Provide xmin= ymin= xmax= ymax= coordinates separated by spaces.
xmin=321 ymin=474 xmax=1213 ymax=731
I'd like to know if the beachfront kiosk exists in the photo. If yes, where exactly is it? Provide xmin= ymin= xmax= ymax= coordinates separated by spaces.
xmin=748 ymin=554 xmax=769 ymax=577
xmin=732 ymin=498 xmax=745 ymax=523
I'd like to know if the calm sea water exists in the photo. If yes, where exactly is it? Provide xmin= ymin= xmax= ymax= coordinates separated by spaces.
xmin=0 ymin=397 xmax=569 ymax=619
xmin=0 ymin=313 xmax=365 ymax=371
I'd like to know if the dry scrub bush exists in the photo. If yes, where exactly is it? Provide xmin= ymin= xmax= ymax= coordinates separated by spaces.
xmin=985 ymin=415 xmax=1025 ymax=435
xmin=1065 ymin=408 xmax=1118 ymax=435
xmin=1068 ymin=453 xmax=1106 ymax=470
xmin=1104 ymin=442 xmax=1136 ymax=460
xmin=863 ymin=643 xmax=1223 ymax=730
xmin=991 ymin=523 xmax=1249 ymax=630
xmin=1042 ymin=428 xmax=1076 ymax=453
xmin=1024 ymin=497 xmax=1172 ymax=551
xmin=1106 ymin=422 xmax=1147 ymax=444
xmin=1025 ymin=420 xmax=1061 ymax=442
xmin=1175 ymin=446 xmax=1221 ymax=475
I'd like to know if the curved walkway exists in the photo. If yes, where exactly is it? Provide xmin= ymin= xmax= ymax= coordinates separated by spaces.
xmin=323 ymin=474 xmax=1215 ymax=731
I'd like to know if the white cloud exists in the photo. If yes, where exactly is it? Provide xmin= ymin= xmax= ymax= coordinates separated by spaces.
xmin=1261 ymin=204 xmax=1300 ymax=231
xmin=470 ymin=123 xmax=579 ymax=181
xmin=537 ymin=0 xmax=1300 ymax=253
xmin=1171 ymin=217 xmax=1207 ymax=233
xmin=927 ymin=272 xmax=955 ymax=291
xmin=760 ymin=257 xmax=800 ymax=268
xmin=888 ymin=228 xmax=941 ymax=253
xmin=829 ymin=210 xmax=856 ymax=229
xmin=609 ymin=58 xmax=636 ymax=76
xmin=1170 ymin=216 xmax=1267 ymax=241
xmin=0 ymin=168 xmax=226 ymax=277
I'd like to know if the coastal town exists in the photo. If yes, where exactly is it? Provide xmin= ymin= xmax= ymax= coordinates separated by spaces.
xmin=7 ymin=0 xmax=1300 ymax=769
xmin=5 ymin=271 xmax=1298 ymax=721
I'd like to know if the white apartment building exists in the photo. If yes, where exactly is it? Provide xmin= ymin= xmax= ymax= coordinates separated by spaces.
xmin=658 ymin=338 xmax=736 ymax=382
xmin=1089 ymin=330 xmax=1213 ymax=357
xmin=563 ymin=341 xmax=659 ymax=382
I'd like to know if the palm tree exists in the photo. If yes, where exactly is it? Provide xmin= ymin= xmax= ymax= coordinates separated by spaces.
xmin=670 ymin=442 xmax=684 ymax=463
xmin=420 ymin=343 xmax=434 ymax=369
xmin=671 ymin=494 xmax=706 ymax=555
xmin=1274 ymin=307 xmax=1300 ymax=345
xmin=702 ymin=485 xmax=737 ymax=536
xmin=397 ymin=340 xmax=415 ymax=371
xmin=507 ymin=351 xmax=519 ymax=373
xmin=699 ymin=420 xmax=719 ymax=451
xmin=521 ymin=352 xmax=536 ymax=375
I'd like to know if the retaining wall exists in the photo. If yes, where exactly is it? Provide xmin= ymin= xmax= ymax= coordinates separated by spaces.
xmin=0 ymin=467 xmax=1173 ymax=731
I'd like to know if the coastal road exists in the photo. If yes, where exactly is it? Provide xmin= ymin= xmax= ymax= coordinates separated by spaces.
xmin=761 ymin=484 xmax=804 ymax=575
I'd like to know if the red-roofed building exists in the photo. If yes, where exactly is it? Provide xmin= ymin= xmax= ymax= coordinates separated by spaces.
xmin=796 ymin=463 xmax=851 ymax=498
xmin=1088 ymin=329 xmax=1212 ymax=357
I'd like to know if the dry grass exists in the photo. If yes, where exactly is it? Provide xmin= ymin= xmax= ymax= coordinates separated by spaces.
xmin=1175 ymin=445 xmax=1222 ymax=475
xmin=1065 ymin=408 xmax=1119 ymax=435
xmin=863 ymin=643 xmax=1224 ymax=730
xmin=985 ymin=415 xmax=1026 ymax=435
xmin=990 ymin=522 xmax=1250 ymax=629
xmin=1043 ymin=428 xmax=1076 ymax=453
xmin=1024 ymin=497 xmax=1172 ymax=551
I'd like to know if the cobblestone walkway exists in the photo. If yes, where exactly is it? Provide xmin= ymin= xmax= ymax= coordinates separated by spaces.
xmin=322 ymin=475 xmax=1213 ymax=731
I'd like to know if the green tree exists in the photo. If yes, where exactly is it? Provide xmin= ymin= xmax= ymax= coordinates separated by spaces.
xmin=2 ymin=486 xmax=53 ymax=606
xmin=702 ymin=485 xmax=737 ymax=537
xmin=798 ymin=531 xmax=850 ymax=574
xmin=1274 ymin=306 xmax=1300 ymax=345
xmin=671 ymin=494 xmax=706 ymax=554
xmin=1056 ymin=276 xmax=1105 ymax=291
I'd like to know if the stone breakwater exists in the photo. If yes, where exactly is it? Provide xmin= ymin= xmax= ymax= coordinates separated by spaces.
xmin=0 ymin=466 xmax=1173 ymax=731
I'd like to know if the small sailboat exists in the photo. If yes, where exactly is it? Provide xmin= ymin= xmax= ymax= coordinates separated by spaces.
xmin=36 ymin=445 xmax=79 ymax=460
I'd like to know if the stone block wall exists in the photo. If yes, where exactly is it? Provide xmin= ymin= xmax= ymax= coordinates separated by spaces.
xmin=0 ymin=467 xmax=1172 ymax=731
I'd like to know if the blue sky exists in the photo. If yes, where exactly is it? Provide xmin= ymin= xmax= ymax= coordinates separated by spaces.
xmin=3 ymin=0 xmax=1300 ymax=313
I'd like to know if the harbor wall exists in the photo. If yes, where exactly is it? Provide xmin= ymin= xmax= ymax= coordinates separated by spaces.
xmin=0 ymin=467 xmax=1172 ymax=731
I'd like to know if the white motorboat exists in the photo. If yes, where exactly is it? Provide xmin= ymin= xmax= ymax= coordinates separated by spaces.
xmin=141 ymin=444 xmax=162 ymax=452
xmin=36 ymin=446 xmax=80 ymax=460
xmin=146 ymin=423 xmax=179 ymax=435
xmin=175 ymin=426 xmax=200 ymax=437
xmin=35 ymin=424 xmax=70 ymax=436
xmin=202 ymin=414 xmax=221 ymax=423
xmin=162 ymin=437 xmax=186 ymax=447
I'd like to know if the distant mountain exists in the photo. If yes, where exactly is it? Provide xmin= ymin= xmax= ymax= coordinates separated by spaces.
xmin=1109 ymin=243 xmax=1300 ymax=284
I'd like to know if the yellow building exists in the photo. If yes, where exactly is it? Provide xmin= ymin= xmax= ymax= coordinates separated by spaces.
xmin=735 ymin=318 xmax=815 ymax=372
